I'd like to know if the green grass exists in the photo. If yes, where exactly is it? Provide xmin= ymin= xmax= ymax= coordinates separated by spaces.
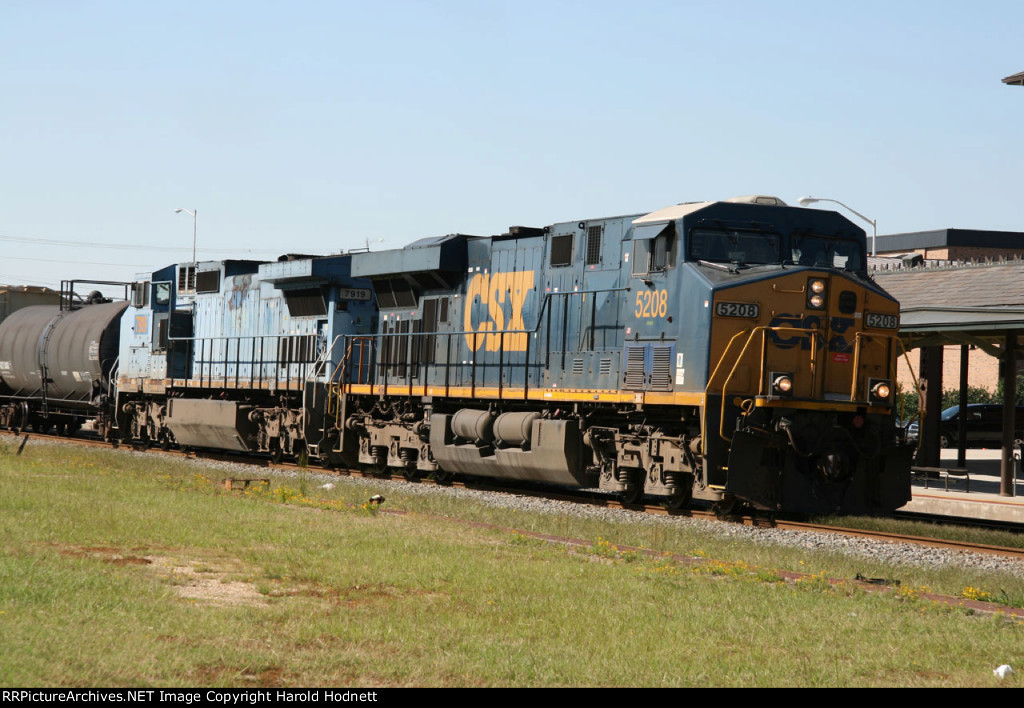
xmin=1 ymin=439 xmax=1024 ymax=686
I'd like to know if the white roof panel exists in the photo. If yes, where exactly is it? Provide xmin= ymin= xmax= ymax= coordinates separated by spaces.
xmin=632 ymin=202 xmax=713 ymax=225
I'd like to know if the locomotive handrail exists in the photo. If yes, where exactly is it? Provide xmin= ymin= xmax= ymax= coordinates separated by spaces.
xmin=343 ymin=286 xmax=633 ymax=401
xmin=707 ymin=325 xmax=906 ymax=446
xmin=300 ymin=334 xmax=347 ymax=442
xmin=850 ymin=330 xmax=923 ymax=448
xmin=710 ymin=325 xmax=821 ymax=444
xmin=308 ymin=334 xmax=345 ymax=384
xmin=325 ymin=336 xmax=376 ymax=440
xmin=168 ymin=332 xmax=319 ymax=392
xmin=893 ymin=336 xmax=924 ymax=450
xmin=358 ymin=286 xmax=632 ymax=341
xmin=849 ymin=331 xmax=897 ymax=400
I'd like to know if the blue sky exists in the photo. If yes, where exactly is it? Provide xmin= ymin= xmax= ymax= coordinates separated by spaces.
xmin=2 ymin=0 xmax=1022 ymax=288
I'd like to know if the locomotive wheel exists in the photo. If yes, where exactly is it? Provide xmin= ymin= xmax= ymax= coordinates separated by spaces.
xmin=619 ymin=484 xmax=644 ymax=505
xmin=365 ymin=456 xmax=388 ymax=477
xmin=269 ymin=442 xmax=284 ymax=465
xmin=663 ymin=486 xmax=693 ymax=511
xmin=160 ymin=434 xmax=172 ymax=451
xmin=320 ymin=432 xmax=340 ymax=469
xmin=713 ymin=495 xmax=744 ymax=519
xmin=432 ymin=467 xmax=454 ymax=484
xmin=402 ymin=466 xmax=419 ymax=481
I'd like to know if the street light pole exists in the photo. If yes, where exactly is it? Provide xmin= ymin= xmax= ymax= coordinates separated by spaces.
xmin=174 ymin=208 xmax=197 ymax=264
xmin=797 ymin=196 xmax=878 ymax=257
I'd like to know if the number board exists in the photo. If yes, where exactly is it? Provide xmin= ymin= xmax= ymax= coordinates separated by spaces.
xmin=337 ymin=288 xmax=371 ymax=301
xmin=865 ymin=312 xmax=899 ymax=330
xmin=715 ymin=301 xmax=760 ymax=319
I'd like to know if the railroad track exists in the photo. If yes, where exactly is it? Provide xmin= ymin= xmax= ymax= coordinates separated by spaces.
xmin=9 ymin=428 xmax=1024 ymax=562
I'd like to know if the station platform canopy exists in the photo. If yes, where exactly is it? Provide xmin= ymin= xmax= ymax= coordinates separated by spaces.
xmin=873 ymin=259 xmax=1024 ymax=495
xmin=874 ymin=259 xmax=1024 ymax=357
xmin=1003 ymin=70 xmax=1024 ymax=86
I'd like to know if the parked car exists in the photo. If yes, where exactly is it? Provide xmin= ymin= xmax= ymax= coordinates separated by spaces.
xmin=905 ymin=404 xmax=1024 ymax=448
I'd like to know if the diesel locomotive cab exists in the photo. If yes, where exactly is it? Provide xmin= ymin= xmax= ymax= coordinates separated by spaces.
xmin=697 ymin=221 xmax=909 ymax=513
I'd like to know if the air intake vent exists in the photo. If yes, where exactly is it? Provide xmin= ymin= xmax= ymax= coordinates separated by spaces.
xmin=195 ymin=270 xmax=221 ymax=294
xmin=650 ymin=347 xmax=673 ymax=391
xmin=586 ymin=226 xmax=602 ymax=266
xmin=599 ymin=358 xmax=612 ymax=376
xmin=624 ymin=347 xmax=645 ymax=390
xmin=550 ymin=234 xmax=573 ymax=267
xmin=571 ymin=358 xmax=584 ymax=376
xmin=284 ymin=288 xmax=327 ymax=317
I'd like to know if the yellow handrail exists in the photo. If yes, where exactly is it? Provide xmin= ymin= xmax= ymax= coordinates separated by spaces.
xmin=713 ymin=326 xmax=818 ymax=443
xmin=325 ymin=336 xmax=374 ymax=428
xmin=705 ymin=325 xmax=912 ymax=445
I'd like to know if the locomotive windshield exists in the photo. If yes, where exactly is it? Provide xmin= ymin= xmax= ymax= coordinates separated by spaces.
xmin=789 ymin=235 xmax=864 ymax=271
xmin=689 ymin=228 xmax=782 ymax=266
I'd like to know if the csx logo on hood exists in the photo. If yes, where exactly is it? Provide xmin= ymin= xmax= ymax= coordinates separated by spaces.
xmin=464 ymin=271 xmax=535 ymax=352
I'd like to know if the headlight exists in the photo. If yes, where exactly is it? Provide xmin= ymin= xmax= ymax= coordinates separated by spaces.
xmin=807 ymin=279 xmax=826 ymax=309
xmin=771 ymin=372 xmax=794 ymax=396
xmin=870 ymin=379 xmax=892 ymax=402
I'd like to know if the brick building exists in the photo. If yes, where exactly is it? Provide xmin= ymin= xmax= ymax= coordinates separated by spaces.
xmin=875 ymin=228 xmax=1024 ymax=264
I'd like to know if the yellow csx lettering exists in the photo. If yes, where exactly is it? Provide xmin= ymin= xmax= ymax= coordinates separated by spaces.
xmin=464 ymin=271 xmax=535 ymax=352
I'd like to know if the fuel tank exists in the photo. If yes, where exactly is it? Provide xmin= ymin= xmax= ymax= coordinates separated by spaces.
xmin=0 ymin=302 xmax=127 ymax=405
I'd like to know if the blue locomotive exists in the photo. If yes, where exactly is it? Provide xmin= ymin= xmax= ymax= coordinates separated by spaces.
xmin=115 ymin=255 xmax=375 ymax=462
xmin=328 ymin=196 xmax=911 ymax=513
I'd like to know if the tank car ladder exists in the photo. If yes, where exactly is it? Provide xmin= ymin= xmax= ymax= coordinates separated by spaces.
xmin=107 ymin=356 xmax=121 ymax=440
xmin=36 ymin=312 xmax=64 ymax=420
